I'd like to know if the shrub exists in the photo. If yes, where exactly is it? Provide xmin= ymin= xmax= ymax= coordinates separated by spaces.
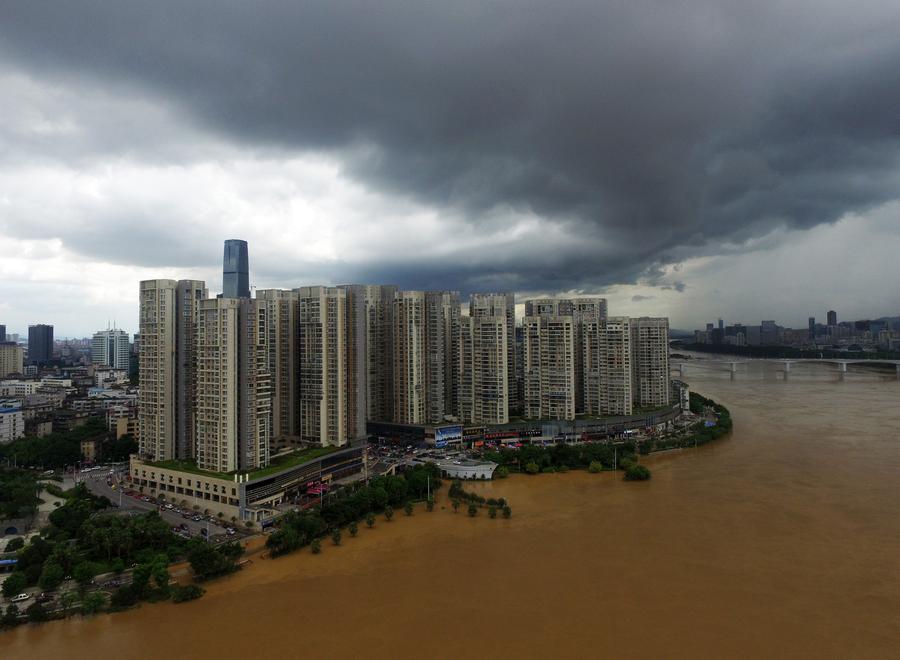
xmin=467 ymin=504 xmax=478 ymax=517
xmin=384 ymin=505 xmax=394 ymax=521
xmin=2 ymin=571 xmax=26 ymax=598
xmin=488 ymin=506 xmax=497 ymax=519
xmin=171 ymin=584 xmax=204 ymax=603
xmin=502 ymin=505 xmax=512 ymax=519
xmin=404 ymin=502 xmax=414 ymax=516
xmin=495 ymin=466 xmax=510 ymax=479
xmin=588 ymin=461 xmax=603 ymax=474
xmin=3 ymin=537 xmax=25 ymax=553
xmin=524 ymin=462 xmax=540 ymax=475
xmin=311 ymin=539 xmax=322 ymax=554
xmin=80 ymin=592 xmax=106 ymax=615
xmin=365 ymin=513 xmax=375 ymax=528
xmin=349 ymin=521 xmax=358 ymax=537
xmin=624 ymin=464 xmax=652 ymax=481
xmin=25 ymin=602 xmax=48 ymax=623
xmin=331 ymin=529 xmax=342 ymax=546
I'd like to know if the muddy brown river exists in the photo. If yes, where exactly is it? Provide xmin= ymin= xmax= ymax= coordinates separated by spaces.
xmin=3 ymin=361 xmax=900 ymax=658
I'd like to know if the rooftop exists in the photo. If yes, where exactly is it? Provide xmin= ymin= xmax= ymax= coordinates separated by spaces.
xmin=147 ymin=444 xmax=342 ymax=482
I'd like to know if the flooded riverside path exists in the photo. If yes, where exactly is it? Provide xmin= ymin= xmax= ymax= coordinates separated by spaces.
xmin=4 ymin=362 xmax=900 ymax=659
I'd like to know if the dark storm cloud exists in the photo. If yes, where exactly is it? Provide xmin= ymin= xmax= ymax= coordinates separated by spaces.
xmin=2 ymin=0 xmax=900 ymax=292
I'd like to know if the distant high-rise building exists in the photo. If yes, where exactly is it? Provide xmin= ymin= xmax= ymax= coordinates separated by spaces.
xmin=808 ymin=317 xmax=815 ymax=340
xmin=827 ymin=310 xmax=837 ymax=326
xmin=296 ymin=286 xmax=364 ymax=447
xmin=27 ymin=324 xmax=53 ymax=365
xmin=91 ymin=328 xmax=131 ymax=370
xmin=523 ymin=308 xmax=575 ymax=420
xmin=222 ymin=239 xmax=250 ymax=298
xmin=470 ymin=293 xmax=517 ymax=413
xmin=0 ymin=342 xmax=24 ymax=378
xmin=589 ymin=316 xmax=634 ymax=415
xmin=256 ymin=289 xmax=300 ymax=445
xmin=630 ymin=317 xmax=670 ymax=407
xmin=393 ymin=291 xmax=426 ymax=424
xmin=363 ymin=285 xmax=398 ymax=423
xmin=424 ymin=291 xmax=460 ymax=423
xmin=0 ymin=324 xmax=6 ymax=342
xmin=458 ymin=314 xmax=508 ymax=425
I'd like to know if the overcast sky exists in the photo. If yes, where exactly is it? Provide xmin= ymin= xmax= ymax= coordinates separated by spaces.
xmin=2 ymin=1 xmax=900 ymax=337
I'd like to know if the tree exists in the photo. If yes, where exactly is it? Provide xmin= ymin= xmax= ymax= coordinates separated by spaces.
xmin=331 ymin=529 xmax=342 ymax=546
xmin=404 ymin=502 xmax=414 ymax=516
xmin=524 ymin=462 xmax=540 ymax=475
xmin=384 ymin=505 xmax=394 ymax=521
xmin=2 ymin=571 xmax=26 ymax=597
xmin=365 ymin=512 xmax=375 ymax=528
xmin=348 ymin=521 xmax=358 ymax=537
xmin=38 ymin=562 xmax=65 ymax=591
xmin=80 ymin=591 xmax=106 ymax=615
xmin=451 ymin=499 xmax=460 ymax=513
xmin=59 ymin=591 xmax=79 ymax=614
xmin=26 ymin=602 xmax=48 ymax=622
xmin=495 ymin=466 xmax=510 ymax=479
xmin=502 ymin=505 xmax=512 ymax=519
xmin=311 ymin=539 xmax=322 ymax=554
xmin=488 ymin=506 xmax=497 ymax=519
xmin=73 ymin=561 xmax=98 ymax=589
xmin=4 ymin=537 xmax=25 ymax=553
xmin=171 ymin=584 xmax=204 ymax=603
xmin=2 ymin=604 xmax=19 ymax=628
xmin=467 ymin=503 xmax=478 ymax=517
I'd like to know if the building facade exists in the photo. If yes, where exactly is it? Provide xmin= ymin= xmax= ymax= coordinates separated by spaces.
xmin=469 ymin=293 xmax=516 ymax=414
xmin=458 ymin=314 xmax=509 ymax=424
xmin=393 ymin=291 xmax=426 ymax=424
xmin=256 ymin=289 xmax=299 ymax=446
xmin=630 ymin=317 xmax=670 ymax=407
xmin=91 ymin=328 xmax=131 ymax=370
xmin=28 ymin=324 xmax=53 ymax=365
xmin=0 ymin=342 xmax=23 ymax=378
xmin=363 ymin=285 xmax=397 ymax=423
xmin=222 ymin=239 xmax=250 ymax=299
xmin=522 ymin=310 xmax=575 ymax=420
xmin=138 ymin=280 xmax=177 ymax=461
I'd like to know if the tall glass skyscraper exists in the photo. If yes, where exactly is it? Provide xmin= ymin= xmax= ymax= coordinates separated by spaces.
xmin=222 ymin=239 xmax=250 ymax=298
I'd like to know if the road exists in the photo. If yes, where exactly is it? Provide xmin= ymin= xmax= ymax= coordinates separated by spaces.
xmin=73 ymin=470 xmax=237 ymax=541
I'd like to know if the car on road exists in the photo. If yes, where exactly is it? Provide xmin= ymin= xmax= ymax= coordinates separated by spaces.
xmin=9 ymin=593 xmax=30 ymax=603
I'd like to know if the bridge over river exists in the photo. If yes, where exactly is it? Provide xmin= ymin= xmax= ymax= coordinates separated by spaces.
xmin=670 ymin=357 xmax=900 ymax=379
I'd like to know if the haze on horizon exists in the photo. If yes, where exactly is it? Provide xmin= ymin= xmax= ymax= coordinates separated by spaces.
xmin=2 ymin=1 xmax=900 ymax=337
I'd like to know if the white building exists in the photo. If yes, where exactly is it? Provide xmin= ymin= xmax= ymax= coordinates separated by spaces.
xmin=91 ymin=328 xmax=131 ymax=370
xmin=0 ymin=400 xmax=24 ymax=443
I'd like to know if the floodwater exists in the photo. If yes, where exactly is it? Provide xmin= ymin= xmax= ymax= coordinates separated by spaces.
xmin=4 ymin=361 xmax=900 ymax=659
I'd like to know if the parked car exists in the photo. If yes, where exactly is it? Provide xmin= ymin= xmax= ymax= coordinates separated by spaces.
xmin=9 ymin=593 xmax=30 ymax=603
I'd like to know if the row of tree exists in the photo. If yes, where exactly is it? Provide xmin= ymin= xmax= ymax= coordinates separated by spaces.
xmin=0 ymin=417 xmax=108 ymax=469
xmin=266 ymin=463 xmax=442 ymax=557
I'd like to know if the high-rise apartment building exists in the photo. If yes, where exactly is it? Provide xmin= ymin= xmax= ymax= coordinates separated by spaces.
xmin=572 ymin=298 xmax=607 ymax=413
xmin=808 ymin=317 xmax=815 ymax=340
xmin=27 ymin=324 xmax=53 ymax=365
xmin=630 ymin=317 xmax=669 ymax=407
xmin=91 ymin=328 xmax=131 ymax=370
xmin=393 ymin=291 xmax=426 ymax=424
xmin=195 ymin=297 xmax=271 ymax=472
xmin=469 ymin=292 xmax=516 ymax=414
xmin=338 ymin=285 xmax=368 ymax=443
xmin=297 ymin=286 xmax=364 ymax=447
xmin=458 ymin=314 xmax=508 ymax=424
xmin=362 ymin=285 xmax=398 ymax=423
xmin=0 ymin=324 xmax=6 ymax=342
xmin=827 ymin=310 xmax=837 ymax=327
xmin=424 ymin=291 xmax=460 ymax=423
xmin=138 ymin=280 xmax=177 ymax=461
xmin=522 ymin=309 xmax=575 ymax=420
xmin=589 ymin=316 xmax=634 ymax=415
xmin=222 ymin=239 xmax=250 ymax=298
xmin=0 ymin=342 xmax=24 ymax=378
xmin=138 ymin=279 xmax=207 ymax=462
xmin=256 ymin=289 xmax=299 ymax=445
